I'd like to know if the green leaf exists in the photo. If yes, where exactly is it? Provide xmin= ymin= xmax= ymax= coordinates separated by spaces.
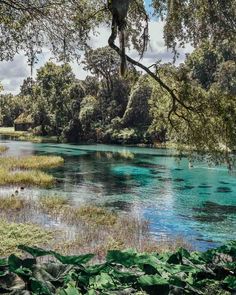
xmin=137 ymin=275 xmax=169 ymax=294
xmin=8 ymin=254 xmax=22 ymax=272
xmin=106 ymin=249 xmax=137 ymax=267
xmin=90 ymin=272 xmax=115 ymax=290
xmin=58 ymin=282 xmax=81 ymax=295
xmin=18 ymin=245 xmax=51 ymax=258
xmin=51 ymin=252 xmax=95 ymax=265
xmin=223 ymin=275 xmax=236 ymax=290
xmin=30 ymin=278 xmax=52 ymax=295
xmin=137 ymin=275 xmax=169 ymax=287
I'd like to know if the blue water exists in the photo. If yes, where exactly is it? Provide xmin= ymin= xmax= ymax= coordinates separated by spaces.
xmin=1 ymin=139 xmax=236 ymax=250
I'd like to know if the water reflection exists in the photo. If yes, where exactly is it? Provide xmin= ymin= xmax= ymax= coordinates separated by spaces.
xmin=0 ymin=139 xmax=236 ymax=250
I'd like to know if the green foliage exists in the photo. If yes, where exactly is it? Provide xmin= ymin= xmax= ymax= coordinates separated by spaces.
xmin=0 ymin=242 xmax=235 ymax=294
xmin=152 ymin=0 xmax=236 ymax=53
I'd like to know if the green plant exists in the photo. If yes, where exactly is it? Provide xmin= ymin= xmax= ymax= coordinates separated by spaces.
xmin=0 ymin=242 xmax=235 ymax=294
xmin=0 ymin=168 xmax=55 ymax=187
xmin=0 ymin=155 xmax=64 ymax=169
xmin=0 ymin=221 xmax=53 ymax=256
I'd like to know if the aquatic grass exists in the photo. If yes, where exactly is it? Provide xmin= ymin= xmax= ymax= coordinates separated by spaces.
xmin=0 ymin=168 xmax=55 ymax=187
xmin=0 ymin=155 xmax=64 ymax=170
xmin=0 ymin=193 xmax=193 ymax=260
xmin=0 ymin=195 xmax=27 ymax=211
xmin=65 ymin=206 xmax=118 ymax=226
xmin=0 ymin=145 xmax=8 ymax=154
xmin=38 ymin=195 xmax=69 ymax=213
xmin=0 ymin=219 xmax=53 ymax=256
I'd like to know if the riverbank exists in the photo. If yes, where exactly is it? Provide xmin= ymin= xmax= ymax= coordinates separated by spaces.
xmin=0 ymin=127 xmax=171 ymax=147
xmin=0 ymin=193 xmax=191 ymax=258
xmin=0 ymin=127 xmax=58 ymax=143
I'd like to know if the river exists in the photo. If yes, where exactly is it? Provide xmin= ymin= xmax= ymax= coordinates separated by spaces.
xmin=1 ymin=138 xmax=236 ymax=251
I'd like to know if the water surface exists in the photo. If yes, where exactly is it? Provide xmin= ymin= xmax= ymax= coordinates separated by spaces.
xmin=1 ymin=138 xmax=236 ymax=250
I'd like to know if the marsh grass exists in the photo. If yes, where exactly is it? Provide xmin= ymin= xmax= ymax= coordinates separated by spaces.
xmin=0 ymin=155 xmax=64 ymax=170
xmin=0 ymin=195 xmax=27 ymax=211
xmin=39 ymin=195 xmax=69 ymax=214
xmin=0 ymin=145 xmax=8 ymax=154
xmin=64 ymin=206 xmax=118 ymax=226
xmin=0 ymin=168 xmax=55 ymax=187
xmin=0 ymin=155 xmax=63 ymax=187
xmin=0 ymin=219 xmax=53 ymax=256
xmin=0 ymin=193 xmax=192 ymax=259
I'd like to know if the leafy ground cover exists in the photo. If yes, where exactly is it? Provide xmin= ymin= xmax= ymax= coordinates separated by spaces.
xmin=0 ymin=243 xmax=235 ymax=294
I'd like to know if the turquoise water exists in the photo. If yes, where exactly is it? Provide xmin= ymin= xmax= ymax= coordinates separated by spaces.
xmin=1 ymin=139 xmax=236 ymax=250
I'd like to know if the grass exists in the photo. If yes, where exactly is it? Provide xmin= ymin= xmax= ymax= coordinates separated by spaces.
xmin=0 ymin=127 xmax=57 ymax=143
xmin=39 ymin=195 xmax=69 ymax=213
xmin=0 ymin=145 xmax=8 ymax=154
xmin=0 ymin=155 xmax=64 ymax=170
xmin=38 ymin=198 xmax=192 ymax=257
xmin=0 ymin=168 xmax=55 ymax=187
xmin=0 ymin=195 xmax=27 ymax=211
xmin=65 ymin=206 xmax=118 ymax=226
xmin=0 ymin=155 xmax=63 ymax=187
xmin=0 ymin=219 xmax=53 ymax=256
xmin=0 ymin=194 xmax=192 ymax=259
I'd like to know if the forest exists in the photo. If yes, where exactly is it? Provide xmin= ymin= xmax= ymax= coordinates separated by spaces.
xmin=0 ymin=0 xmax=235 ymax=163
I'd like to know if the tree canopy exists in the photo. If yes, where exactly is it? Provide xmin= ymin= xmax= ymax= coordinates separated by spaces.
xmin=0 ymin=0 xmax=236 ymax=165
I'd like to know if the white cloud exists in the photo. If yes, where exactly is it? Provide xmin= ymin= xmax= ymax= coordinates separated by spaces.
xmin=0 ymin=21 xmax=193 ymax=94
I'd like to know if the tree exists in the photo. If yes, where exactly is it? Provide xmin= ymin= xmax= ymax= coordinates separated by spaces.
xmin=1 ymin=0 xmax=236 ymax=163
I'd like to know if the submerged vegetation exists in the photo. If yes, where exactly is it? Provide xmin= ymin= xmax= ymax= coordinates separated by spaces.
xmin=0 ymin=243 xmax=235 ymax=294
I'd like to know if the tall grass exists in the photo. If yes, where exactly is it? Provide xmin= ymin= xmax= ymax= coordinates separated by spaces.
xmin=0 ymin=193 xmax=192 ymax=258
xmin=0 ymin=155 xmax=63 ymax=187
xmin=0 ymin=155 xmax=64 ymax=169
xmin=0 ymin=145 xmax=8 ymax=154
xmin=0 ymin=168 xmax=55 ymax=187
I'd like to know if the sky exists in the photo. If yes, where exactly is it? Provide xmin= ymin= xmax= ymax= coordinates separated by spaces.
xmin=0 ymin=2 xmax=192 ymax=95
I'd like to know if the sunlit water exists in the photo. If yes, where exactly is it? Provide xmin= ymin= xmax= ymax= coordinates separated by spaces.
xmin=1 ymin=138 xmax=236 ymax=251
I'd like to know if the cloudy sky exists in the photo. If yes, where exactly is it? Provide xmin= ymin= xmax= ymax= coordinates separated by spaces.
xmin=0 ymin=3 xmax=192 ymax=95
